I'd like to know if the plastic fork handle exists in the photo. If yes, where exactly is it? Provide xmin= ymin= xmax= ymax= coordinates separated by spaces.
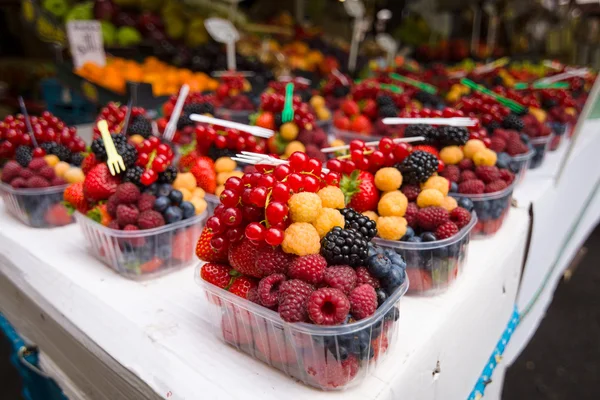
xmin=97 ymin=120 xmax=119 ymax=157
xmin=189 ymin=114 xmax=274 ymax=137
xmin=165 ymin=84 xmax=190 ymax=139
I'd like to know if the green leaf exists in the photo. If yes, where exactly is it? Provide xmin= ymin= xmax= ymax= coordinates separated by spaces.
xmin=87 ymin=207 xmax=102 ymax=224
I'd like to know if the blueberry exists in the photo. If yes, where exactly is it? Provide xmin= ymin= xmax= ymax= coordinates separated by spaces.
xmin=407 ymin=236 xmax=423 ymax=243
xmin=376 ymin=288 xmax=387 ymax=306
xmin=367 ymin=254 xmax=392 ymax=278
xmin=158 ymin=183 xmax=172 ymax=197
xmin=401 ymin=226 xmax=415 ymax=241
xmin=496 ymin=152 xmax=511 ymax=169
xmin=158 ymin=245 xmax=172 ymax=260
xmin=520 ymin=134 xmax=530 ymax=144
xmin=370 ymin=322 xmax=383 ymax=338
xmin=386 ymin=251 xmax=406 ymax=269
xmin=421 ymin=232 xmax=437 ymax=242
xmin=368 ymin=244 xmax=385 ymax=258
xmin=164 ymin=206 xmax=183 ymax=224
xmin=385 ymin=307 xmax=400 ymax=322
xmin=457 ymin=197 xmax=474 ymax=212
xmin=169 ymin=189 xmax=183 ymax=205
xmin=154 ymin=196 xmax=171 ymax=212
xmin=333 ymin=345 xmax=349 ymax=361
xmin=146 ymin=183 xmax=159 ymax=196
xmin=450 ymin=182 xmax=458 ymax=193
xmin=382 ymin=265 xmax=405 ymax=294
xmin=180 ymin=201 xmax=196 ymax=218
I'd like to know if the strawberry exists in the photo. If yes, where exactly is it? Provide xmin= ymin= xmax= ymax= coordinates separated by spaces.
xmin=44 ymin=204 xmax=72 ymax=226
xmin=87 ymin=204 xmax=112 ymax=226
xmin=63 ymin=182 xmax=88 ymax=214
xmin=341 ymin=99 xmax=360 ymax=117
xmin=179 ymin=151 xmax=199 ymax=172
xmin=140 ymin=257 xmax=164 ymax=274
xmin=267 ymin=135 xmax=286 ymax=154
xmin=81 ymin=153 xmax=99 ymax=175
xmin=171 ymin=228 xmax=196 ymax=262
xmin=84 ymin=164 xmax=120 ymax=202
xmin=200 ymin=263 xmax=234 ymax=289
xmin=340 ymin=170 xmax=380 ymax=212
xmin=228 ymin=276 xmax=258 ymax=299
xmin=350 ymin=115 xmax=371 ymax=134
xmin=255 ymin=112 xmax=275 ymax=129
xmin=228 ymin=238 xmax=262 ymax=278
xmin=195 ymin=227 xmax=229 ymax=263
xmin=190 ymin=156 xmax=216 ymax=194
xmin=333 ymin=114 xmax=351 ymax=131
xmin=412 ymin=145 xmax=440 ymax=158
xmin=361 ymin=99 xmax=378 ymax=120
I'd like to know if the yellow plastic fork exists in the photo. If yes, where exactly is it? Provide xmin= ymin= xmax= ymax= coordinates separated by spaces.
xmin=97 ymin=120 xmax=125 ymax=176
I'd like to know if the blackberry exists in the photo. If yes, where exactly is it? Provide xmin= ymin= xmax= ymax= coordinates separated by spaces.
xmin=15 ymin=146 xmax=32 ymax=167
xmin=40 ymin=142 xmax=57 ymax=154
xmin=340 ymin=208 xmax=377 ymax=240
xmin=320 ymin=227 xmax=369 ymax=267
xmin=378 ymin=105 xmax=398 ymax=118
xmin=414 ymin=91 xmax=442 ymax=108
xmin=273 ymin=113 xmax=283 ymax=129
xmin=404 ymin=124 xmax=439 ymax=144
xmin=52 ymin=144 xmax=72 ymax=163
xmin=183 ymin=102 xmax=214 ymax=116
xmin=123 ymin=166 xmax=144 ymax=186
xmin=297 ymin=90 xmax=312 ymax=103
xmin=492 ymin=76 xmax=504 ymax=86
xmin=541 ymin=98 xmax=558 ymax=109
xmin=128 ymin=116 xmax=152 ymax=138
xmin=438 ymin=126 xmax=469 ymax=146
xmin=176 ymin=113 xmax=194 ymax=130
xmin=158 ymin=165 xmax=177 ymax=184
xmin=376 ymin=95 xmax=394 ymax=107
xmin=208 ymin=145 xmax=236 ymax=160
xmin=117 ymin=143 xmax=138 ymax=168
xmin=502 ymin=114 xmax=524 ymax=131
xmin=111 ymin=134 xmax=127 ymax=147
xmin=333 ymin=85 xmax=350 ymax=98
xmin=396 ymin=151 xmax=439 ymax=184
xmin=486 ymin=121 xmax=501 ymax=134
xmin=90 ymin=137 xmax=107 ymax=161
xmin=70 ymin=152 xmax=84 ymax=167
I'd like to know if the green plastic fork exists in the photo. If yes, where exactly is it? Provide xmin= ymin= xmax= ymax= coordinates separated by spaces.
xmin=389 ymin=73 xmax=437 ymax=94
xmin=513 ymin=82 xmax=570 ymax=90
xmin=380 ymin=83 xmax=403 ymax=94
xmin=282 ymin=83 xmax=295 ymax=123
xmin=461 ymin=78 xmax=526 ymax=113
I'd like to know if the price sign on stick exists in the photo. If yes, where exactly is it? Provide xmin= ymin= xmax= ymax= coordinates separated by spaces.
xmin=376 ymin=33 xmax=398 ymax=68
xmin=66 ymin=21 xmax=106 ymax=69
xmin=344 ymin=0 xmax=365 ymax=18
xmin=205 ymin=18 xmax=240 ymax=71
xmin=344 ymin=0 xmax=366 ymax=73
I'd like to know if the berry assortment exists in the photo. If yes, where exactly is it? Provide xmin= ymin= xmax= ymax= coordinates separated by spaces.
xmin=158 ymin=92 xmax=215 ymax=145
xmin=214 ymin=75 xmax=256 ymax=123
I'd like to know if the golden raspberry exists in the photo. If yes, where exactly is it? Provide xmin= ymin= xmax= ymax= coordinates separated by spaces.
xmin=284 ymin=141 xmax=306 ymax=157
xmin=463 ymin=139 xmax=486 ymax=159
xmin=440 ymin=196 xmax=458 ymax=212
xmin=310 ymin=95 xmax=325 ymax=109
xmin=377 ymin=216 xmax=407 ymax=241
xmin=329 ymin=139 xmax=345 ymax=148
xmin=317 ymin=186 xmax=345 ymax=209
xmin=215 ymin=185 xmax=225 ymax=197
xmin=473 ymin=149 xmax=497 ymax=167
xmin=214 ymin=157 xmax=236 ymax=173
xmin=312 ymin=208 xmax=345 ymax=237
xmin=288 ymin=192 xmax=322 ymax=223
xmin=422 ymin=176 xmax=450 ymax=196
xmin=377 ymin=191 xmax=408 ymax=217
xmin=281 ymin=223 xmax=321 ymax=256
xmin=316 ymin=107 xmax=331 ymax=121
xmin=280 ymin=122 xmax=299 ymax=141
xmin=439 ymin=146 xmax=464 ymax=165
xmin=362 ymin=211 xmax=379 ymax=222
xmin=416 ymin=188 xmax=444 ymax=208
xmin=374 ymin=167 xmax=403 ymax=192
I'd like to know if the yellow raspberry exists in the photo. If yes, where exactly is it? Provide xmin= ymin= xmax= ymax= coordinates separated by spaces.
xmin=362 ymin=211 xmax=379 ymax=222
xmin=44 ymin=154 xmax=59 ymax=167
xmin=463 ymin=139 xmax=486 ymax=159
xmin=215 ymin=185 xmax=225 ymax=196
xmin=310 ymin=95 xmax=326 ymax=109
xmin=473 ymin=148 xmax=497 ymax=167
xmin=439 ymin=146 xmax=464 ymax=165
xmin=417 ymin=188 xmax=444 ymax=208
xmin=281 ymin=223 xmax=321 ymax=256
xmin=179 ymin=187 xmax=193 ymax=201
xmin=284 ymin=141 xmax=305 ymax=157
xmin=377 ymin=216 xmax=407 ymax=241
xmin=217 ymin=170 xmax=243 ymax=185
xmin=422 ymin=176 xmax=450 ymax=196
xmin=280 ymin=122 xmax=299 ymax=141
xmin=129 ymin=134 xmax=144 ymax=145
xmin=190 ymin=198 xmax=208 ymax=215
xmin=440 ymin=196 xmax=458 ymax=212
xmin=317 ymin=186 xmax=345 ymax=209
xmin=288 ymin=192 xmax=322 ymax=223
xmin=214 ymin=157 xmax=236 ymax=173
xmin=54 ymin=161 xmax=70 ymax=178
xmin=329 ymin=139 xmax=345 ymax=148
xmin=377 ymin=191 xmax=408 ymax=217
xmin=316 ymin=107 xmax=331 ymax=121
xmin=374 ymin=167 xmax=403 ymax=192
xmin=312 ymin=208 xmax=345 ymax=238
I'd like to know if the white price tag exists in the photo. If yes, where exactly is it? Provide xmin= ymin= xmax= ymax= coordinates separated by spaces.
xmin=204 ymin=18 xmax=240 ymax=43
xmin=66 ymin=21 xmax=106 ymax=69
xmin=344 ymin=0 xmax=365 ymax=18
xmin=376 ymin=34 xmax=397 ymax=53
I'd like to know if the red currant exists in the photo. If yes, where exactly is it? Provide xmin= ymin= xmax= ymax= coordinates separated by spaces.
xmin=378 ymin=138 xmax=394 ymax=154
xmin=148 ymin=136 xmax=160 ymax=149
xmin=220 ymin=189 xmax=240 ymax=207
xmin=272 ymin=182 xmax=292 ymax=202
xmin=325 ymin=172 xmax=341 ymax=186
xmin=140 ymin=169 xmax=157 ymax=185
xmin=437 ymin=159 xmax=445 ymax=173
xmin=241 ymin=188 xmax=253 ymax=205
xmin=250 ymin=186 xmax=268 ymax=207
xmin=156 ymin=143 xmax=170 ymax=157
xmin=274 ymin=164 xmax=291 ymax=181
xmin=245 ymin=222 xmax=266 ymax=242
xmin=302 ymin=175 xmax=320 ymax=192
xmin=265 ymin=228 xmax=284 ymax=246
xmin=305 ymin=158 xmax=322 ymax=175
xmin=369 ymin=150 xmax=385 ymax=168
xmin=265 ymin=202 xmax=288 ymax=224
xmin=242 ymin=205 xmax=263 ymax=222
xmin=215 ymin=135 xmax=227 ymax=149
xmin=207 ymin=216 xmax=224 ymax=234
xmin=356 ymin=157 xmax=370 ymax=171
xmin=288 ymin=151 xmax=308 ymax=172
xmin=393 ymin=143 xmax=411 ymax=162
xmin=152 ymin=155 xmax=168 ymax=172
xmin=224 ymin=176 xmax=243 ymax=193
xmin=140 ymin=140 xmax=153 ymax=154
xmin=137 ymin=152 xmax=150 ymax=167
xmin=351 ymin=149 xmax=364 ymax=163
xmin=211 ymin=235 xmax=228 ymax=251
xmin=342 ymin=160 xmax=356 ymax=175
xmin=326 ymin=159 xmax=343 ymax=172
xmin=226 ymin=227 xmax=244 ymax=242
xmin=32 ymin=147 xmax=46 ymax=158
xmin=349 ymin=140 xmax=365 ymax=151
xmin=257 ymin=174 xmax=275 ymax=188
xmin=222 ymin=207 xmax=242 ymax=226
xmin=286 ymin=173 xmax=303 ymax=192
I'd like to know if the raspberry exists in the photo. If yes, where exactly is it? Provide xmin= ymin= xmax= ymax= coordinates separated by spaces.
xmin=435 ymin=221 xmax=459 ymax=239
xmin=404 ymin=202 xmax=419 ymax=228
xmin=255 ymin=246 xmax=295 ymax=276
xmin=356 ymin=266 xmax=381 ymax=289
xmin=26 ymin=176 xmax=50 ymax=188
xmin=416 ymin=188 xmax=444 ymax=208
xmin=106 ymin=195 xmax=119 ymax=217
xmin=307 ymin=288 xmax=350 ymax=325
xmin=312 ymin=208 xmax=345 ymax=238
xmin=288 ymin=192 xmax=322 ymax=223
xmin=505 ymin=138 xmax=529 ymax=156
xmin=489 ymin=137 xmax=507 ymax=152
xmin=378 ymin=191 xmax=408 ymax=217
xmin=450 ymin=207 xmax=472 ymax=229
xmin=229 ymin=276 xmax=258 ymax=299
xmin=123 ymin=224 xmax=145 ymax=246
xmin=475 ymin=166 xmax=501 ymax=183
xmin=458 ymin=179 xmax=485 ymax=194
xmin=439 ymin=146 xmax=463 ymax=165
xmin=138 ymin=193 xmax=156 ymax=212
xmin=401 ymin=184 xmax=421 ymax=202
xmin=19 ymin=169 xmax=34 ymax=180
xmin=323 ymin=266 xmax=357 ymax=294
xmin=228 ymin=238 xmax=262 ymax=277
xmin=459 ymin=170 xmax=477 ymax=182
xmin=27 ymin=158 xmax=47 ymax=171
xmin=278 ymin=279 xmax=314 ymax=322
xmin=137 ymin=210 xmax=165 ymax=229
xmin=288 ymin=254 xmax=327 ymax=284
xmin=499 ymin=169 xmax=515 ymax=184
xmin=485 ymin=180 xmax=508 ymax=193
xmin=116 ymin=204 xmax=139 ymax=227
xmin=38 ymin=166 xmax=55 ymax=181
xmin=348 ymin=284 xmax=377 ymax=320
xmin=200 ymin=263 xmax=232 ymax=288
xmin=304 ymin=354 xmax=359 ymax=389
xmin=115 ymin=183 xmax=140 ymax=204
xmin=10 ymin=177 xmax=26 ymax=188
xmin=473 ymin=148 xmax=497 ymax=167
xmin=416 ymin=206 xmax=449 ymax=231
xmin=258 ymin=273 xmax=286 ymax=307
xmin=1 ymin=161 xmax=22 ymax=183
xmin=493 ymin=129 xmax=510 ymax=141
xmin=457 ymin=158 xmax=474 ymax=170
xmin=281 ymin=222 xmax=321 ymax=256
xmin=422 ymin=176 xmax=450 ymax=196
xmin=51 ymin=177 xmax=67 ymax=186
xmin=377 ymin=216 xmax=407 ymax=240
xmin=107 ymin=220 xmax=120 ymax=230
xmin=440 ymin=164 xmax=460 ymax=183
xmin=374 ymin=167 xmax=403 ymax=192
xmin=317 ymin=186 xmax=345 ymax=209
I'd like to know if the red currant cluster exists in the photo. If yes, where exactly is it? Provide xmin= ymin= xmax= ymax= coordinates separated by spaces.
xmin=259 ymin=93 xmax=316 ymax=130
xmin=194 ymin=124 xmax=266 ymax=155
xmin=94 ymin=102 xmax=146 ymax=138
xmin=491 ymin=86 xmax=540 ymax=109
xmin=458 ymin=95 xmax=512 ymax=128
xmin=351 ymin=80 xmax=412 ymax=107
xmin=268 ymin=79 xmax=310 ymax=93
xmin=539 ymin=89 xmax=577 ymax=109
xmin=162 ymin=92 xmax=214 ymax=119
xmin=135 ymin=137 xmax=175 ymax=185
xmin=205 ymin=152 xmax=340 ymax=250
xmin=0 ymin=111 xmax=84 ymax=158
xmin=326 ymin=138 xmax=413 ymax=175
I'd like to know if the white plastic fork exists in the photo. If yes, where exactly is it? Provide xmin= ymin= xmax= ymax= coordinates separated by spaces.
xmin=382 ymin=117 xmax=478 ymax=127
xmin=97 ymin=120 xmax=125 ymax=176
xmin=536 ymin=68 xmax=589 ymax=85
xmin=233 ymin=151 xmax=330 ymax=173
xmin=321 ymin=136 xmax=425 ymax=154
xmin=163 ymin=84 xmax=190 ymax=141
xmin=189 ymin=114 xmax=275 ymax=138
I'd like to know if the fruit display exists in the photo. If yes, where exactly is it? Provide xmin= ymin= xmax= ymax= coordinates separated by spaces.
xmin=0 ymin=112 xmax=87 ymax=227
xmin=92 ymin=102 xmax=152 ymax=140
xmin=214 ymin=75 xmax=257 ymax=124
xmin=157 ymin=92 xmax=215 ymax=145
xmin=196 ymin=152 xmax=409 ymax=389
xmin=191 ymin=122 xmax=266 ymax=164
xmin=178 ymin=150 xmax=244 ymax=198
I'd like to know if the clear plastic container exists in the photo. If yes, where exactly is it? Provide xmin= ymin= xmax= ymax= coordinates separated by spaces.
xmin=215 ymin=108 xmax=254 ymax=124
xmin=330 ymin=126 xmax=381 ymax=143
xmin=0 ymin=182 xmax=73 ymax=228
xmin=205 ymin=193 xmax=220 ymax=215
xmin=197 ymin=266 xmax=409 ymax=391
xmin=508 ymin=148 xmax=534 ymax=185
xmin=528 ymin=135 xmax=552 ymax=169
xmin=316 ymin=118 xmax=332 ymax=134
xmin=548 ymin=122 xmax=567 ymax=151
xmin=372 ymin=212 xmax=477 ymax=296
xmin=75 ymin=211 xmax=207 ymax=280
xmin=451 ymin=183 xmax=514 ymax=239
